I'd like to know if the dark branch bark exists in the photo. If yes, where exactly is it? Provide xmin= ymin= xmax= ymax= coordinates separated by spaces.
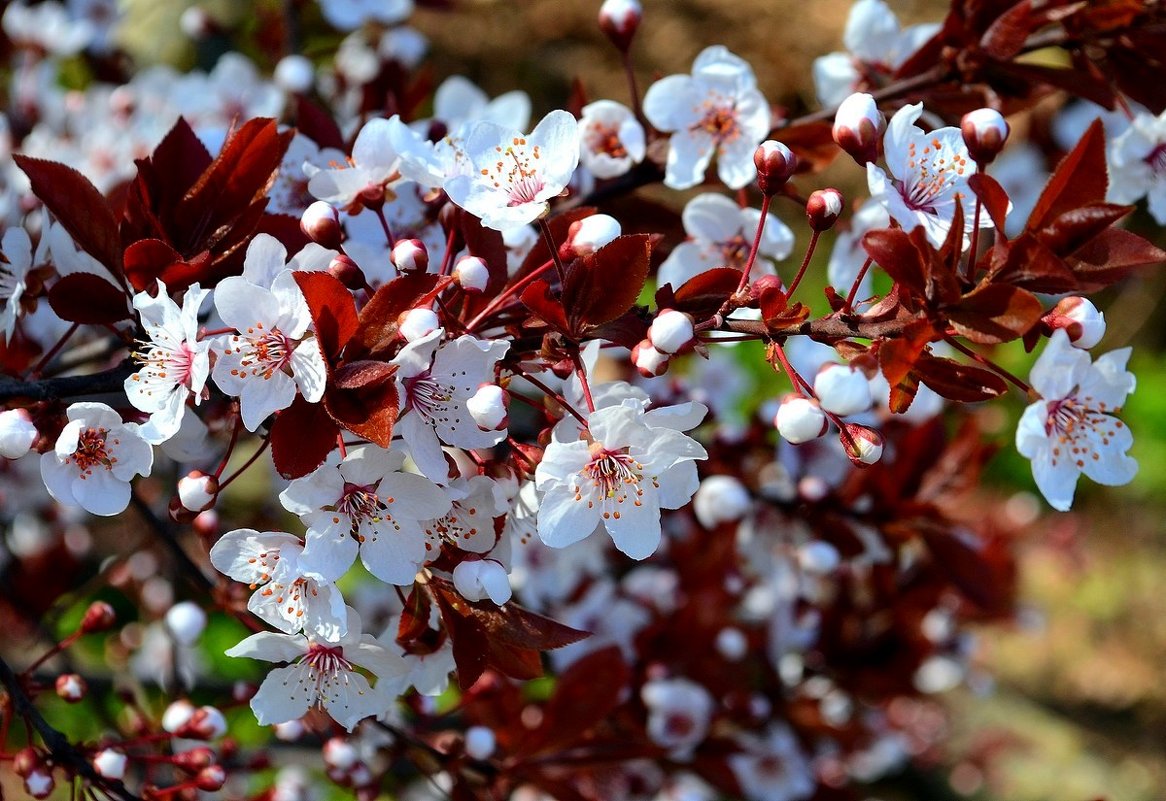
xmin=723 ymin=312 xmax=911 ymax=342
xmin=0 ymin=360 xmax=134 ymax=403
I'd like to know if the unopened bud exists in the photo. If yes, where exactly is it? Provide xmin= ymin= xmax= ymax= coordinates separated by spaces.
xmin=1046 ymin=296 xmax=1105 ymax=350
xmin=807 ymin=189 xmax=844 ymax=232
xmin=196 ymin=765 xmax=227 ymax=792
xmin=453 ymin=559 xmax=512 ymax=605
xmin=0 ymin=408 xmax=37 ymax=458
xmin=177 ymin=471 xmax=217 ymax=513
xmin=398 ymin=307 xmax=440 ymax=342
xmin=80 ymin=601 xmax=116 ymax=634
xmin=464 ymin=725 xmax=497 ymax=761
xmin=14 ymin=747 xmax=41 ymax=778
xmin=25 ymin=769 xmax=54 ymax=799
xmin=692 ymin=476 xmax=751 ymax=528
xmin=193 ymin=509 xmax=218 ymax=539
xmin=274 ymin=54 xmax=315 ymax=95
xmin=181 ymin=706 xmax=227 ymax=740
xmin=323 ymin=738 xmax=360 ymax=771
xmin=842 ymin=423 xmax=884 ymax=467
xmin=172 ymin=747 xmax=215 ymax=773
xmin=301 ymin=201 xmax=343 ymax=249
xmin=775 ymin=395 xmax=828 ymax=444
xmin=56 ymin=674 xmax=87 ymax=703
xmin=328 ymin=255 xmax=366 ymax=290
xmin=961 ymin=108 xmax=1009 ymax=164
xmin=165 ymin=601 xmax=208 ymax=646
xmin=648 ymin=309 xmax=695 ymax=354
xmin=567 ymin=214 xmax=622 ymax=257
xmin=162 ymin=699 xmax=196 ymax=733
xmin=598 ymin=0 xmax=642 ymax=51
xmin=391 ymin=238 xmax=429 ymax=274
xmin=93 ymin=749 xmax=127 ymax=781
xmin=832 ymin=92 xmax=884 ymax=165
xmin=632 ymin=339 xmax=670 ymax=377
xmin=466 ymin=384 xmax=508 ymax=431
xmin=453 ymin=256 xmax=490 ymax=292
xmin=754 ymin=140 xmax=798 ymax=196
xmin=813 ymin=363 xmax=871 ymax=416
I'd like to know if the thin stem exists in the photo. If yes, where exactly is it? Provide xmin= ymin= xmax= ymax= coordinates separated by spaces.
xmin=336 ymin=432 xmax=347 ymax=459
xmin=770 ymin=340 xmax=815 ymax=396
xmin=735 ymin=194 xmax=773 ymax=295
xmin=845 ymin=257 xmax=874 ymax=310
xmin=21 ymin=632 xmax=81 ymax=677
xmin=28 ymin=322 xmax=80 ymax=378
xmin=217 ymin=435 xmax=272 ymax=491
xmin=621 ymin=49 xmax=644 ymax=127
xmin=785 ymin=230 xmax=821 ymax=299
xmin=517 ymin=371 xmax=588 ymax=427
xmin=199 ymin=326 xmax=235 ymax=339
xmin=537 ymin=217 xmax=568 ymax=285
xmin=212 ymin=411 xmax=243 ymax=479
xmin=943 ymin=335 xmax=1032 ymax=395
xmin=568 ymin=350 xmax=596 ymax=413
xmin=374 ymin=206 xmax=397 ymax=250
xmin=438 ymin=225 xmax=459 ymax=277
xmin=465 ymin=258 xmax=555 ymax=332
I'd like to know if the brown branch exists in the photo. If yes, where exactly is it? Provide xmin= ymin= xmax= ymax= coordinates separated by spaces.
xmin=723 ymin=312 xmax=911 ymax=342
xmin=0 ymin=360 xmax=134 ymax=403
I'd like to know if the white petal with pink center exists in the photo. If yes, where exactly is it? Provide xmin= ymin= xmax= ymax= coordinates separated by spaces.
xmin=579 ymin=99 xmax=646 ymax=179
xmin=1107 ymin=108 xmax=1166 ymax=224
xmin=306 ymin=116 xmax=406 ymax=209
xmin=423 ymin=474 xmax=507 ymax=556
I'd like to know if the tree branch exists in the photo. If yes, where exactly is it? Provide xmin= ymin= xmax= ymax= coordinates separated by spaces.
xmin=0 ymin=360 xmax=134 ymax=403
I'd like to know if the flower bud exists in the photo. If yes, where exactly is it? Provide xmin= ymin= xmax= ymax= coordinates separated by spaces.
xmin=13 ymin=747 xmax=41 ymax=778
xmin=324 ymin=738 xmax=360 ymax=771
xmin=715 ymin=627 xmax=748 ymax=661
xmin=464 ymin=726 xmax=497 ymax=761
xmin=94 ymin=749 xmax=127 ymax=781
xmin=466 ymin=384 xmax=508 ymax=432
xmin=648 ymin=310 xmax=695 ymax=354
xmin=598 ymin=0 xmax=641 ymax=51
xmin=961 ymin=108 xmax=1009 ymax=164
xmin=692 ymin=476 xmax=751 ymax=528
xmin=398 ymin=307 xmax=440 ymax=342
xmin=301 ymin=201 xmax=342 ymax=249
xmin=80 ymin=601 xmax=116 ymax=634
xmin=832 ymin=92 xmax=884 ymax=165
xmin=1045 ymin=296 xmax=1105 ymax=350
xmin=632 ymin=339 xmax=670 ymax=378
xmin=567 ymin=214 xmax=622 ymax=257
xmin=0 ymin=409 xmax=37 ymax=458
xmin=328 ymin=254 xmax=367 ymax=290
xmin=807 ymin=188 xmax=844 ymax=232
xmin=177 ymin=471 xmax=217 ymax=513
xmin=842 ymin=423 xmax=884 ymax=467
xmin=56 ymin=674 xmax=87 ymax=703
xmin=391 ymin=238 xmax=429 ymax=274
xmin=172 ymin=747 xmax=215 ymax=773
xmin=182 ymin=706 xmax=228 ymax=740
xmin=453 ymin=559 xmax=512 ymax=605
xmin=274 ymin=55 xmax=315 ymax=95
xmin=193 ymin=509 xmax=219 ymax=539
xmin=166 ymin=601 xmax=208 ymax=646
xmin=196 ymin=765 xmax=227 ymax=792
xmin=25 ymin=769 xmax=54 ymax=799
xmin=754 ymin=140 xmax=798 ymax=196
xmin=452 ymin=255 xmax=490 ymax=292
xmin=813 ymin=363 xmax=871 ymax=416
xmin=797 ymin=540 xmax=841 ymax=574
xmin=162 ymin=699 xmax=196 ymax=733
xmin=775 ymin=395 xmax=828 ymax=444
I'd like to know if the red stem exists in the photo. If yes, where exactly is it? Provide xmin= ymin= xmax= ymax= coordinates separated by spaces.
xmin=465 ymin=258 xmax=555 ymax=332
xmin=943 ymin=335 xmax=1032 ymax=395
xmin=217 ymin=435 xmax=272 ymax=491
xmin=735 ymin=194 xmax=773 ymax=295
xmin=784 ymin=230 xmax=821 ymax=299
xmin=845 ymin=257 xmax=874 ymax=310
xmin=28 ymin=322 xmax=80 ymax=378
xmin=213 ymin=411 xmax=243 ymax=479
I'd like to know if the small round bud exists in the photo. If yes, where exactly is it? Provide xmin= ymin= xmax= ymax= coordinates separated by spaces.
xmin=196 ymin=765 xmax=227 ymax=792
xmin=567 ymin=214 xmax=622 ymax=257
xmin=183 ymin=706 xmax=227 ymax=740
xmin=754 ymin=140 xmax=798 ymax=196
xmin=323 ymin=738 xmax=360 ymax=771
xmin=80 ymin=601 xmax=116 ymax=634
xmin=598 ymin=0 xmax=642 ymax=51
xmin=692 ymin=476 xmax=751 ymax=529
xmin=93 ymin=749 xmax=127 ymax=781
xmin=328 ymin=255 xmax=367 ymax=290
xmin=648 ymin=309 xmax=695 ymax=354
xmin=193 ymin=510 xmax=219 ymax=539
xmin=797 ymin=541 xmax=841 ymax=574
xmin=715 ymin=627 xmax=748 ymax=662
xmin=162 ymin=699 xmax=196 ymax=733
xmin=1046 ymin=296 xmax=1105 ymax=350
xmin=464 ymin=726 xmax=497 ymax=761
xmin=466 ymin=384 xmax=508 ymax=432
xmin=398 ymin=307 xmax=440 ymax=342
xmin=14 ymin=748 xmax=42 ymax=778
xmin=631 ymin=339 xmax=670 ymax=378
xmin=391 ymin=238 xmax=429 ymax=274
xmin=274 ymin=55 xmax=315 ymax=95
xmin=165 ymin=601 xmax=208 ymax=646
xmin=0 ymin=408 xmax=38 ymax=458
xmin=452 ymin=256 xmax=490 ymax=292
xmin=775 ymin=395 xmax=828 ymax=444
xmin=172 ymin=747 xmax=215 ymax=773
xmin=177 ymin=471 xmax=218 ymax=513
xmin=813 ymin=364 xmax=871 ymax=416
xmin=453 ymin=559 xmax=512 ymax=605
xmin=832 ymin=92 xmax=884 ymax=165
xmin=25 ymin=769 xmax=54 ymax=799
xmin=961 ymin=108 xmax=1010 ymax=164
xmin=301 ymin=201 xmax=342 ymax=249
xmin=179 ymin=6 xmax=212 ymax=39
xmin=55 ymin=674 xmax=87 ymax=703
xmin=842 ymin=423 xmax=884 ymax=467
xmin=807 ymin=188 xmax=844 ymax=232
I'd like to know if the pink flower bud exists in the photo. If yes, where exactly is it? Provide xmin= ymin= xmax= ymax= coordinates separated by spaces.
xmin=813 ymin=363 xmax=871 ymax=416
xmin=80 ymin=601 xmax=116 ymax=634
xmin=648 ymin=309 xmax=695 ymax=354
xmin=55 ymin=674 xmax=87 ymax=703
xmin=567 ymin=214 xmax=622 ymax=256
xmin=453 ymin=255 xmax=490 ymax=292
xmin=832 ymin=92 xmax=884 ymax=165
xmin=692 ymin=475 xmax=751 ymax=528
xmin=775 ymin=395 xmax=828 ymax=444
xmin=180 ymin=705 xmax=227 ymax=741
xmin=172 ymin=747 xmax=215 ymax=773
xmin=1045 ymin=296 xmax=1105 ymax=350
xmin=807 ymin=188 xmax=844 ymax=232
xmin=323 ymin=738 xmax=360 ymax=771
xmin=162 ymin=699 xmax=196 ymax=733
xmin=196 ymin=765 xmax=227 ymax=792
xmin=166 ymin=601 xmax=208 ymax=645
xmin=466 ymin=384 xmax=508 ymax=431
xmin=398 ymin=308 xmax=440 ymax=342
xmin=754 ymin=140 xmax=798 ymax=196
xmin=632 ymin=339 xmax=670 ymax=377
xmin=464 ymin=725 xmax=497 ymax=760
xmin=391 ymin=238 xmax=429 ymax=274
xmin=453 ymin=559 xmax=512 ymax=605
xmin=842 ymin=423 xmax=884 ymax=467
xmin=598 ymin=0 xmax=641 ymax=51
xmin=961 ymin=108 xmax=1009 ymax=164
xmin=274 ymin=55 xmax=315 ymax=95
xmin=0 ymin=409 xmax=37 ymax=458
xmin=177 ymin=471 xmax=217 ymax=513
xmin=328 ymin=254 xmax=367 ymax=290
xmin=301 ymin=201 xmax=342 ymax=249
xmin=25 ymin=769 xmax=54 ymax=799
xmin=13 ymin=747 xmax=41 ymax=778
xmin=193 ymin=510 xmax=218 ymax=539
xmin=93 ymin=749 xmax=127 ymax=781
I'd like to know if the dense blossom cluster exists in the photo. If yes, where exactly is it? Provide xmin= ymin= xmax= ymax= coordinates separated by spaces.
xmin=0 ymin=0 xmax=1163 ymax=800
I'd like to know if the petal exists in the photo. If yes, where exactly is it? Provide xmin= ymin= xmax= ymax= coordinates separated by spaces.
xmin=209 ymin=529 xmax=303 ymax=584
xmin=250 ymin=665 xmax=314 ymax=726
xmin=663 ymin=130 xmax=715 ymax=191
xmin=214 ymin=278 xmax=279 ymax=332
xmin=241 ymin=234 xmax=290 ymax=289
xmin=602 ymin=490 xmax=661 ymax=560
xmin=377 ymin=472 xmax=452 ymax=521
xmin=71 ymin=469 xmax=131 ymax=516
xmin=299 ymin=514 xmax=360 ymax=582
xmin=238 ymin=370 xmax=297 ymax=431
xmin=358 ymin=522 xmax=427 ymax=585
xmin=226 ymin=631 xmax=306 ymax=663
xmin=291 ymin=338 xmax=328 ymax=403
xmin=642 ymin=74 xmax=700 ymax=132
xmin=1030 ymin=448 xmax=1080 ymax=512
xmin=682 ymin=193 xmax=744 ymax=242
xmin=537 ymin=485 xmax=600 ymax=549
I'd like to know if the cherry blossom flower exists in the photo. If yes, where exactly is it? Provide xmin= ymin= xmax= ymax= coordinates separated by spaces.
xmin=642 ymin=46 xmax=770 ymax=190
xmin=452 ymin=558 xmax=512 ymax=604
xmin=424 ymin=474 xmax=507 ymax=556
xmin=729 ymin=724 xmax=815 ymax=801
xmin=270 ymin=133 xmax=348 ymax=215
xmin=391 ymin=330 xmax=510 ymax=482
xmin=657 ymin=193 xmax=794 ymax=290
xmin=40 ymin=402 xmax=153 ymax=516
xmin=2 ymin=1 xmax=93 ymax=57
xmin=867 ymin=103 xmax=990 ymax=247
xmin=432 ymin=75 xmax=531 ymax=133
xmin=1016 ymin=330 xmax=1137 ymax=511
xmin=124 ymin=281 xmax=211 ymax=445
xmin=209 ymin=528 xmax=347 ymax=641
xmin=226 ymin=607 xmax=405 ymax=731
xmin=306 ymin=116 xmax=405 ymax=210
xmin=211 ymin=270 xmax=327 ymax=431
xmin=1 ymin=226 xmax=47 ymax=342
xmin=443 ymin=110 xmax=580 ymax=230
xmin=1107 ymin=108 xmax=1166 ymax=224
xmin=535 ymin=400 xmax=707 ymax=560
xmin=579 ymin=99 xmax=646 ymax=179
xmin=378 ymin=619 xmax=456 ymax=696
xmin=641 ymin=678 xmax=714 ymax=759
xmin=279 ymin=446 xmax=451 ymax=586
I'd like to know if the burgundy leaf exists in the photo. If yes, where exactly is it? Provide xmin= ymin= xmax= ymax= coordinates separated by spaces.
xmin=862 ymin=229 xmax=927 ymax=297
xmin=968 ymin=173 xmax=1011 ymax=235
xmin=669 ymin=267 xmax=741 ymax=319
xmin=1038 ymin=202 xmax=1132 ymax=257
xmin=323 ymin=360 xmax=399 ymax=448
xmin=947 ymin=283 xmax=1043 ymax=344
xmin=1026 ymin=119 xmax=1107 ymax=232
xmin=1066 ymin=227 xmax=1166 ymax=292
xmin=270 ymin=395 xmax=338 ymax=479
xmin=915 ymin=353 xmax=1008 ymax=402
xmin=520 ymin=280 xmax=571 ymax=336
xmin=292 ymin=271 xmax=358 ymax=362
xmin=563 ymin=234 xmax=651 ymax=332
xmin=47 ymin=274 xmax=131 ymax=324
xmin=351 ymin=273 xmax=442 ymax=359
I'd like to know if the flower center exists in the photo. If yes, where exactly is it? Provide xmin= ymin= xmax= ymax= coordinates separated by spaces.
xmin=133 ymin=340 xmax=196 ymax=391
xmin=225 ymin=324 xmax=295 ymax=380
xmin=70 ymin=427 xmax=118 ymax=475
xmin=577 ymin=446 xmax=650 ymax=520
xmin=718 ymin=234 xmax=751 ymax=268
xmin=692 ymin=101 xmax=741 ymax=144
xmin=405 ymin=373 xmax=454 ymax=421
xmin=901 ymin=138 xmax=968 ymax=213
xmin=1044 ymin=392 xmax=1124 ymax=470
xmin=587 ymin=124 xmax=628 ymax=159
xmin=480 ymin=140 xmax=546 ymax=207
xmin=424 ymin=500 xmax=485 ymax=552
xmin=1145 ymin=143 xmax=1166 ymax=175
xmin=301 ymin=643 xmax=354 ymax=690
xmin=245 ymin=548 xmax=283 ymax=586
xmin=262 ymin=576 xmax=320 ymax=620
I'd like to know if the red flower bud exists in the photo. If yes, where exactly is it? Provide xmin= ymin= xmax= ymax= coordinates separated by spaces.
xmin=806 ymin=188 xmax=844 ymax=232
xmin=80 ymin=601 xmax=116 ymax=634
xmin=961 ymin=108 xmax=1009 ymax=164
xmin=598 ymin=0 xmax=641 ymax=51
xmin=832 ymin=92 xmax=884 ymax=165
xmin=754 ymin=140 xmax=798 ymax=196
xmin=300 ymin=201 xmax=343 ymax=249
xmin=328 ymin=255 xmax=367 ymax=290
xmin=841 ymin=423 xmax=884 ymax=467
xmin=195 ymin=765 xmax=226 ymax=792
xmin=55 ymin=674 xmax=87 ymax=703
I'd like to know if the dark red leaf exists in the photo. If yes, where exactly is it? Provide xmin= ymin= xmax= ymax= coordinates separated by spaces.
xmin=980 ymin=0 xmax=1037 ymax=59
xmin=520 ymin=280 xmax=571 ymax=335
xmin=47 ymin=274 xmax=130 ymax=324
xmin=292 ymin=271 xmax=358 ymax=362
xmin=397 ymin=586 xmax=433 ymax=646
xmin=915 ymin=353 xmax=1008 ymax=402
xmin=521 ymin=646 xmax=631 ymax=757
xmin=270 ymin=395 xmax=338 ymax=479
xmin=124 ymin=238 xmax=186 ymax=292
xmin=772 ymin=121 xmax=839 ymax=173
xmin=878 ymin=320 xmax=934 ymax=387
xmin=563 ymin=234 xmax=651 ymax=332
xmin=323 ymin=360 xmax=399 ymax=448
xmin=1038 ymin=203 xmax=1131 ymax=257
xmin=668 ymin=267 xmax=741 ymax=318
xmin=350 ymin=273 xmax=442 ymax=359
xmin=1066 ymin=227 xmax=1166 ymax=292
xmin=968 ymin=173 xmax=1011 ymax=236
xmin=917 ymin=519 xmax=1015 ymax=614
xmin=862 ymin=229 xmax=927 ymax=297
xmin=1026 ymin=119 xmax=1107 ymax=232
xmin=947 ymin=283 xmax=1043 ymax=344
xmin=294 ymin=96 xmax=346 ymax=151
xmin=459 ymin=210 xmax=509 ymax=294
xmin=587 ymin=310 xmax=650 ymax=350
xmin=988 ymin=234 xmax=1079 ymax=293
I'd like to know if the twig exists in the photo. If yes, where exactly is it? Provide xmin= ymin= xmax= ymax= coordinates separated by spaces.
xmin=0 ymin=360 xmax=135 ymax=403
